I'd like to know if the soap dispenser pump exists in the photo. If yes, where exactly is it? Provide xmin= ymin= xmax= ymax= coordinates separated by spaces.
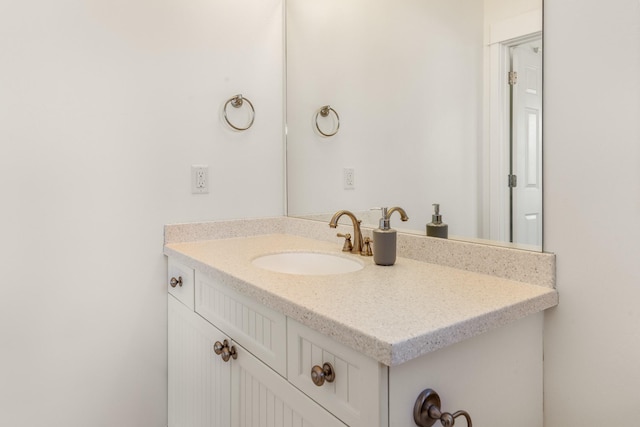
xmin=426 ymin=203 xmax=448 ymax=238
xmin=371 ymin=207 xmax=409 ymax=266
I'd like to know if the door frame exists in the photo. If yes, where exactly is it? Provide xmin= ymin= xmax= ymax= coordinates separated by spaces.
xmin=484 ymin=9 xmax=542 ymax=243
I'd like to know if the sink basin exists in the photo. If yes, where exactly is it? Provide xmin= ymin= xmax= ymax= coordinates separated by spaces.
xmin=251 ymin=252 xmax=364 ymax=275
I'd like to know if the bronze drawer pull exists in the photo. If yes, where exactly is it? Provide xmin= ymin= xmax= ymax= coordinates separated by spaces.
xmin=311 ymin=362 xmax=335 ymax=386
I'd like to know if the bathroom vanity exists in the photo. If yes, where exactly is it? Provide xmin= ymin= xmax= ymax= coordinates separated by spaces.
xmin=164 ymin=217 xmax=557 ymax=427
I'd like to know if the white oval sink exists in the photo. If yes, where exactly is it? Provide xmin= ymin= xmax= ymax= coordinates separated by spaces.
xmin=251 ymin=252 xmax=364 ymax=275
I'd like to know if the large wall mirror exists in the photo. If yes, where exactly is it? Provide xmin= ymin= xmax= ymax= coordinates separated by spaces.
xmin=286 ymin=0 xmax=543 ymax=251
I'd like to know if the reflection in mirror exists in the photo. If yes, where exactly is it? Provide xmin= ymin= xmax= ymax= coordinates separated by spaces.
xmin=286 ymin=0 xmax=543 ymax=251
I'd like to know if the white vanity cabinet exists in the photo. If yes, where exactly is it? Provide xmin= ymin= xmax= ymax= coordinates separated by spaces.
xmin=167 ymin=260 xmax=347 ymax=427
xmin=168 ymin=257 xmax=545 ymax=427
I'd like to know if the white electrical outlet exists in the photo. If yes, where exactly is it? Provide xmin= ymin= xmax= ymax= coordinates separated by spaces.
xmin=191 ymin=165 xmax=209 ymax=194
xmin=343 ymin=168 xmax=355 ymax=190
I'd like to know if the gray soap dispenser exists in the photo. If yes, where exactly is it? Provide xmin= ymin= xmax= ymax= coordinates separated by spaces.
xmin=426 ymin=203 xmax=448 ymax=238
xmin=372 ymin=207 xmax=409 ymax=266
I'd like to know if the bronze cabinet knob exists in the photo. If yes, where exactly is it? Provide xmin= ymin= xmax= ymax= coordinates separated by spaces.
xmin=169 ymin=276 xmax=183 ymax=288
xmin=310 ymin=362 xmax=335 ymax=387
xmin=221 ymin=345 xmax=238 ymax=362
xmin=213 ymin=340 xmax=226 ymax=355
xmin=213 ymin=339 xmax=238 ymax=362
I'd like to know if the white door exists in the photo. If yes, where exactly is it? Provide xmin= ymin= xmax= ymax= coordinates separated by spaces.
xmin=511 ymin=39 xmax=543 ymax=247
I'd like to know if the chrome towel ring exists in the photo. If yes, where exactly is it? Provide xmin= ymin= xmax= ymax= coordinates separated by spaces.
xmin=314 ymin=105 xmax=340 ymax=137
xmin=223 ymin=94 xmax=255 ymax=131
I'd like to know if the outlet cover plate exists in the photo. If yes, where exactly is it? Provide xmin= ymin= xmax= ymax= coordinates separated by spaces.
xmin=191 ymin=165 xmax=209 ymax=194
xmin=343 ymin=168 xmax=355 ymax=190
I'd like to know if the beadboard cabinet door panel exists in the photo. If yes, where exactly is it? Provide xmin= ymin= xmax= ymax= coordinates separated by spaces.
xmin=231 ymin=342 xmax=347 ymax=427
xmin=168 ymin=295 xmax=231 ymax=427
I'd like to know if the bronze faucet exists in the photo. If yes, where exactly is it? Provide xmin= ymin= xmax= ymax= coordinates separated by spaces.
xmin=329 ymin=210 xmax=364 ymax=255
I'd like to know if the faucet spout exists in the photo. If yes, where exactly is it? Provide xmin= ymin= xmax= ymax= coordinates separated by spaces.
xmin=329 ymin=210 xmax=364 ymax=255
xmin=386 ymin=206 xmax=409 ymax=222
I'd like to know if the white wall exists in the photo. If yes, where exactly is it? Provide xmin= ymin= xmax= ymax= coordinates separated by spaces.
xmin=484 ymin=0 xmax=540 ymax=37
xmin=0 ymin=1 xmax=283 ymax=426
xmin=544 ymin=0 xmax=640 ymax=425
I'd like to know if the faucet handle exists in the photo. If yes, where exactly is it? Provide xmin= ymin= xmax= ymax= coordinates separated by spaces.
xmin=337 ymin=233 xmax=353 ymax=252
xmin=363 ymin=237 xmax=373 ymax=256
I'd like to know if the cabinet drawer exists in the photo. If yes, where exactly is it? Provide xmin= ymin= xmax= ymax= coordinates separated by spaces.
xmin=287 ymin=319 xmax=388 ymax=427
xmin=195 ymin=272 xmax=287 ymax=377
xmin=167 ymin=258 xmax=195 ymax=310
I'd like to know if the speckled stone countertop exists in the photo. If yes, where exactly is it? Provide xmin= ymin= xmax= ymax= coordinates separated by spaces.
xmin=164 ymin=219 xmax=558 ymax=366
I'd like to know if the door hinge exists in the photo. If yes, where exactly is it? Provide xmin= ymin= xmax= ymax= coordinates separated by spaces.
xmin=508 ymin=174 xmax=518 ymax=188
xmin=508 ymin=71 xmax=518 ymax=85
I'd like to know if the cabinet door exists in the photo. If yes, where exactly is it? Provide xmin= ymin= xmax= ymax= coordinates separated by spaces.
xmin=231 ymin=342 xmax=347 ymax=427
xmin=168 ymin=295 xmax=231 ymax=427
